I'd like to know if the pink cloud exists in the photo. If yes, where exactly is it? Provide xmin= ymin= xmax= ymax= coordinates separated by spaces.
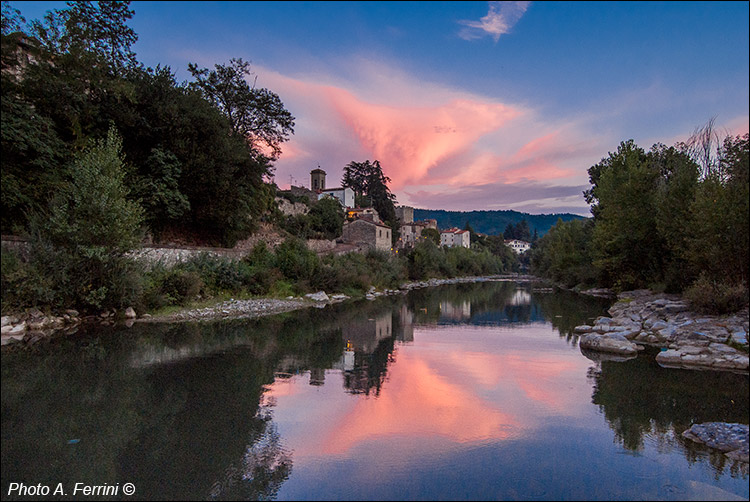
xmin=259 ymin=63 xmax=607 ymax=213
xmin=324 ymin=89 xmax=521 ymax=188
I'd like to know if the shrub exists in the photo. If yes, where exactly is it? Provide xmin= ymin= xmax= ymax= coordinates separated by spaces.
xmin=161 ymin=269 xmax=203 ymax=305
xmin=274 ymin=238 xmax=320 ymax=282
xmin=683 ymin=273 xmax=748 ymax=314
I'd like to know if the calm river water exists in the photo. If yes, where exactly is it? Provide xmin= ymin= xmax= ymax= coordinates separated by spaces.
xmin=2 ymin=281 xmax=748 ymax=501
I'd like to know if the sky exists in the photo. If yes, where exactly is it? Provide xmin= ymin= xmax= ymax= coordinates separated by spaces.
xmin=11 ymin=1 xmax=750 ymax=215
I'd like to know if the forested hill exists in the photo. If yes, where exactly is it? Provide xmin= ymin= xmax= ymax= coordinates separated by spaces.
xmin=413 ymin=209 xmax=587 ymax=236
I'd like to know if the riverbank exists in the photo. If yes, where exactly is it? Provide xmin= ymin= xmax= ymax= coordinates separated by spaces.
xmin=1 ymin=274 xmax=540 ymax=346
xmin=574 ymin=289 xmax=749 ymax=373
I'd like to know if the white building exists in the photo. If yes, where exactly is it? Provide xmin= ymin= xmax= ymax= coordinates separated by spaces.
xmin=440 ymin=228 xmax=470 ymax=248
xmin=505 ymin=239 xmax=531 ymax=254
xmin=318 ymin=187 xmax=355 ymax=209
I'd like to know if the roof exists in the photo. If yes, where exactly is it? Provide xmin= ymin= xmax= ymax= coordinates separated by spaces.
xmin=441 ymin=228 xmax=468 ymax=234
xmin=345 ymin=219 xmax=392 ymax=230
xmin=320 ymin=187 xmax=350 ymax=192
xmin=310 ymin=168 xmax=326 ymax=174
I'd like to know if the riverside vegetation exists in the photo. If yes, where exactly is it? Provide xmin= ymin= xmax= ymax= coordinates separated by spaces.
xmin=530 ymin=122 xmax=749 ymax=316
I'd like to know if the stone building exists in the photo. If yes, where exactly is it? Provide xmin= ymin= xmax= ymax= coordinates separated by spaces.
xmin=395 ymin=206 xmax=414 ymax=223
xmin=347 ymin=207 xmax=381 ymax=223
xmin=440 ymin=228 xmax=470 ymax=248
xmin=397 ymin=221 xmax=428 ymax=249
xmin=310 ymin=168 xmax=326 ymax=190
xmin=342 ymin=219 xmax=392 ymax=252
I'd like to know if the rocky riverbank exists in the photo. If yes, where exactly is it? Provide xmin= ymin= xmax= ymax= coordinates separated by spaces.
xmin=1 ymin=274 xmax=538 ymax=347
xmin=574 ymin=289 xmax=749 ymax=372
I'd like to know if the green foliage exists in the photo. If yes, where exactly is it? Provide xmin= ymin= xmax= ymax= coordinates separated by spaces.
xmin=341 ymin=159 xmax=397 ymax=223
xmin=273 ymin=238 xmax=320 ymax=284
xmin=530 ymin=218 xmax=597 ymax=288
xmin=413 ymin=208 xmax=582 ymax=237
xmin=683 ymin=273 xmax=748 ymax=315
xmin=532 ymin=126 xmax=747 ymax=302
xmin=307 ymin=197 xmax=344 ymax=240
xmin=14 ymin=127 xmax=146 ymax=311
xmin=421 ymin=227 xmax=440 ymax=245
xmin=503 ymin=219 xmax=531 ymax=241
xmin=187 ymin=57 xmax=295 ymax=160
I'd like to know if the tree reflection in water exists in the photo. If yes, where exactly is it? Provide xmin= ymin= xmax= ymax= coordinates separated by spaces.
xmin=588 ymin=352 xmax=749 ymax=479
xmin=2 ymin=280 xmax=747 ymax=501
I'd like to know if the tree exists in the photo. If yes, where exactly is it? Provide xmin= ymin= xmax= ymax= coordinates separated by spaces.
xmin=586 ymin=140 xmax=667 ymax=289
xmin=26 ymin=0 xmax=138 ymax=72
xmin=687 ymin=133 xmax=749 ymax=286
xmin=308 ymin=196 xmax=344 ymax=240
xmin=187 ymin=58 xmax=295 ymax=160
xmin=421 ymin=227 xmax=440 ymax=245
xmin=28 ymin=126 xmax=144 ymax=309
xmin=342 ymin=159 xmax=398 ymax=239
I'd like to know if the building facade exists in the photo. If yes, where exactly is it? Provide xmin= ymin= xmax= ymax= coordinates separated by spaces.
xmin=342 ymin=219 xmax=392 ymax=252
xmin=318 ymin=187 xmax=355 ymax=209
xmin=440 ymin=228 xmax=471 ymax=248
xmin=505 ymin=239 xmax=531 ymax=254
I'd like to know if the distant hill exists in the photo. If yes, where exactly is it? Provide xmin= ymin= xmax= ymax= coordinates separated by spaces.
xmin=413 ymin=209 xmax=588 ymax=237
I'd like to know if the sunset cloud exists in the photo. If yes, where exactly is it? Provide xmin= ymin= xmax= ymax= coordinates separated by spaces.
xmin=458 ymin=1 xmax=531 ymax=42
xmin=256 ymin=60 xmax=606 ymax=214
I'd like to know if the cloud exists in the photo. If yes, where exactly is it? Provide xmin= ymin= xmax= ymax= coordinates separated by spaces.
xmin=254 ymin=57 xmax=614 ymax=214
xmin=404 ymin=181 xmax=590 ymax=214
xmin=458 ymin=1 xmax=531 ymax=42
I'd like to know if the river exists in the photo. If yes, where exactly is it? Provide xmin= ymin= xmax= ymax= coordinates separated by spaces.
xmin=1 ymin=280 xmax=748 ymax=500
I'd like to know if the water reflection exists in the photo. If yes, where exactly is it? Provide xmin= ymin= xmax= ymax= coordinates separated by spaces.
xmin=589 ymin=350 xmax=749 ymax=478
xmin=2 ymin=281 xmax=748 ymax=501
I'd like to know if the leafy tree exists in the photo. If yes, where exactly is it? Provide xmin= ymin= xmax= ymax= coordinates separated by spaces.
xmin=585 ymin=140 xmax=668 ymax=289
xmin=27 ymin=127 xmax=144 ymax=309
xmin=530 ymin=218 xmax=596 ymax=288
xmin=421 ymin=227 xmax=440 ymax=245
xmin=187 ymin=58 xmax=295 ymax=160
xmin=687 ymin=133 xmax=749 ymax=286
xmin=308 ymin=196 xmax=344 ymax=240
xmin=342 ymin=159 xmax=398 ymax=240
xmin=1 ymin=2 xmax=25 ymax=35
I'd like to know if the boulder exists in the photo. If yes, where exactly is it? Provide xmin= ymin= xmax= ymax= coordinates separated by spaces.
xmin=305 ymin=291 xmax=329 ymax=302
xmin=682 ymin=422 xmax=749 ymax=463
xmin=579 ymin=333 xmax=639 ymax=356
xmin=124 ymin=307 xmax=137 ymax=319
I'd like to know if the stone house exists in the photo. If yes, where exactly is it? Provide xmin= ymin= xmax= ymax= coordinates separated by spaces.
xmin=395 ymin=205 xmax=414 ymax=223
xmin=440 ymin=228 xmax=470 ymax=248
xmin=342 ymin=219 xmax=392 ymax=252
xmin=347 ymin=207 xmax=380 ymax=223
xmin=397 ymin=221 xmax=428 ymax=249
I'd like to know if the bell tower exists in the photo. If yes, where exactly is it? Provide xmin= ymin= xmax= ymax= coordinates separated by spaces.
xmin=311 ymin=167 xmax=326 ymax=191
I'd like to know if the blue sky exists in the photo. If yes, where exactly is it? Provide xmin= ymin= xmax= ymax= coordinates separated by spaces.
xmin=10 ymin=1 xmax=750 ymax=214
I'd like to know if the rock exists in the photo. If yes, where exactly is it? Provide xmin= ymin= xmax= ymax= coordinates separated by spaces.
xmin=579 ymin=333 xmax=639 ymax=356
xmin=1 ymin=316 xmax=14 ymax=327
xmin=124 ymin=307 xmax=137 ymax=319
xmin=580 ymin=348 xmax=637 ymax=363
xmin=305 ymin=291 xmax=329 ymax=302
xmin=682 ymin=423 xmax=749 ymax=462
xmin=6 ymin=323 xmax=26 ymax=335
xmin=65 ymin=309 xmax=79 ymax=317
xmin=574 ymin=325 xmax=593 ymax=334
xmin=656 ymin=349 xmax=682 ymax=365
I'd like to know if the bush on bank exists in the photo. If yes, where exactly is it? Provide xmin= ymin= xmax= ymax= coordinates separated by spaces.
xmin=1 ymin=238 xmax=513 ymax=315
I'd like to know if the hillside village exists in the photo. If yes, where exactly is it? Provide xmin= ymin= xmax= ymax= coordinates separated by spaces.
xmin=279 ymin=168 xmax=531 ymax=256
